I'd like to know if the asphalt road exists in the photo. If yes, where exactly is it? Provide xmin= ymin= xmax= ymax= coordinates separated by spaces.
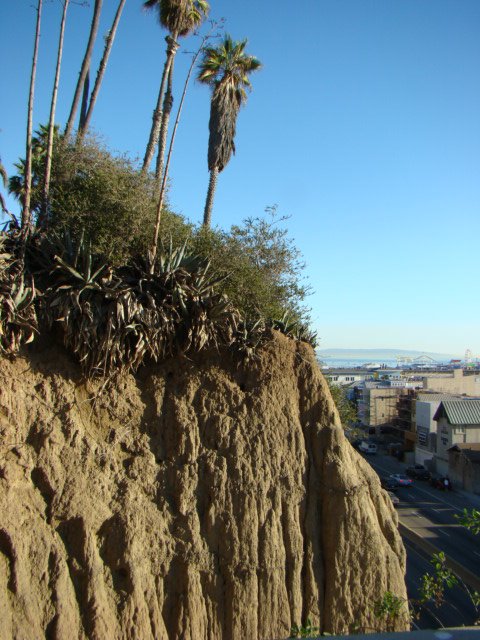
xmin=405 ymin=538 xmax=478 ymax=629
xmin=361 ymin=450 xmax=480 ymax=628
xmin=364 ymin=451 xmax=480 ymax=576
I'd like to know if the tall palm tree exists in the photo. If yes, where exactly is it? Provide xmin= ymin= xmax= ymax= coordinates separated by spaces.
xmin=142 ymin=0 xmax=209 ymax=173
xmin=42 ymin=0 xmax=69 ymax=227
xmin=23 ymin=0 xmax=43 ymax=235
xmin=154 ymin=64 xmax=174 ymax=181
xmin=78 ymin=0 xmax=127 ymax=138
xmin=149 ymin=27 xmax=215 ymax=268
xmin=64 ymin=0 xmax=103 ymax=139
xmin=198 ymin=35 xmax=261 ymax=227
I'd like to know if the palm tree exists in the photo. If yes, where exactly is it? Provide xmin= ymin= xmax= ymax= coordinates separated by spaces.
xmin=0 ymin=157 xmax=8 ymax=216
xmin=142 ymin=0 xmax=209 ymax=173
xmin=10 ymin=125 xmax=58 ymax=218
xmin=78 ymin=0 xmax=127 ymax=138
xmin=154 ymin=64 xmax=174 ymax=182
xmin=197 ymin=35 xmax=261 ymax=227
xmin=23 ymin=0 xmax=43 ymax=235
xmin=42 ymin=0 xmax=69 ymax=227
xmin=149 ymin=27 xmax=215 ymax=268
xmin=64 ymin=0 xmax=103 ymax=139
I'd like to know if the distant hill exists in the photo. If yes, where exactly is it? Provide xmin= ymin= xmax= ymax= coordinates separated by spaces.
xmin=317 ymin=348 xmax=459 ymax=361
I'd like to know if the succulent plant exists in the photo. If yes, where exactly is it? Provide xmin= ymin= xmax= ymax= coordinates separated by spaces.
xmin=0 ymin=234 xmax=38 ymax=357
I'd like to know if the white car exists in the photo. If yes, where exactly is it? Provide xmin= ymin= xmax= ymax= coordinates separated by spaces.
xmin=359 ymin=441 xmax=378 ymax=454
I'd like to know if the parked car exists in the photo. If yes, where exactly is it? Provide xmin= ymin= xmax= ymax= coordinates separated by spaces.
xmin=381 ymin=476 xmax=398 ymax=491
xmin=387 ymin=491 xmax=400 ymax=506
xmin=388 ymin=473 xmax=413 ymax=487
xmin=406 ymin=464 xmax=431 ymax=481
xmin=359 ymin=441 xmax=378 ymax=454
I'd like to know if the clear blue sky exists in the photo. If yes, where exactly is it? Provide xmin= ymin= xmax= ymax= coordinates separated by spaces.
xmin=1 ymin=0 xmax=479 ymax=357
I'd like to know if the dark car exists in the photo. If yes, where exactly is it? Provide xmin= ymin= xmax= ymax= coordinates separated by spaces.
xmin=381 ymin=476 xmax=398 ymax=491
xmin=406 ymin=464 xmax=431 ymax=481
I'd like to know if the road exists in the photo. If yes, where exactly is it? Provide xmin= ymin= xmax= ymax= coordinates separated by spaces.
xmin=405 ymin=538 xmax=478 ymax=629
xmin=362 ymin=450 xmax=480 ymax=628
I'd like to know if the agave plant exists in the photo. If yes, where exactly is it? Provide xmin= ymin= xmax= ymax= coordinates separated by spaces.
xmin=269 ymin=312 xmax=299 ymax=338
xmin=43 ymin=235 xmax=240 ymax=377
xmin=269 ymin=311 xmax=317 ymax=348
xmin=130 ymin=241 xmax=239 ymax=358
xmin=0 ymin=234 xmax=38 ymax=357
xmin=294 ymin=322 xmax=318 ymax=348
xmin=43 ymin=234 xmax=142 ymax=377
xmin=231 ymin=316 xmax=267 ymax=361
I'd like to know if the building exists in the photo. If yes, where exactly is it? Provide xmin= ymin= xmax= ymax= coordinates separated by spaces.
xmin=354 ymin=377 xmax=422 ymax=434
xmin=422 ymin=369 xmax=480 ymax=396
xmin=394 ymin=389 xmax=417 ymax=447
xmin=354 ymin=383 xmax=405 ymax=428
xmin=376 ymin=369 xmax=403 ymax=381
xmin=323 ymin=369 xmax=373 ymax=387
xmin=447 ymin=444 xmax=480 ymax=495
xmin=433 ymin=400 xmax=480 ymax=476
xmin=414 ymin=393 xmax=464 ymax=465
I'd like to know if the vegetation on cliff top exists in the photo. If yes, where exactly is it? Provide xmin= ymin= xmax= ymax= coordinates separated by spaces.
xmin=1 ymin=1 xmax=315 ymax=376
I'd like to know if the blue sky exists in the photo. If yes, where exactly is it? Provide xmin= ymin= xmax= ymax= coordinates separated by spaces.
xmin=1 ymin=0 xmax=479 ymax=356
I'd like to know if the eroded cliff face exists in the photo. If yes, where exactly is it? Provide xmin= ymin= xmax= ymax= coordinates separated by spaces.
xmin=0 ymin=332 xmax=407 ymax=639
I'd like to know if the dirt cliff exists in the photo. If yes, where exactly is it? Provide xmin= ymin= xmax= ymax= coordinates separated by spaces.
xmin=0 ymin=331 xmax=407 ymax=639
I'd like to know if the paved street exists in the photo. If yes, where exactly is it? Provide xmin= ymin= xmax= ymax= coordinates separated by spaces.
xmin=405 ymin=538 xmax=478 ymax=629
xmin=365 ymin=450 xmax=480 ymax=572
xmin=360 ymin=449 xmax=480 ymax=628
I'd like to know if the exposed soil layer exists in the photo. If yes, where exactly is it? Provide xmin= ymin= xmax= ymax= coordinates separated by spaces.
xmin=0 ymin=332 xmax=407 ymax=639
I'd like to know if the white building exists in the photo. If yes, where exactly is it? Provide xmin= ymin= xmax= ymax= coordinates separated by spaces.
xmin=323 ymin=369 xmax=373 ymax=387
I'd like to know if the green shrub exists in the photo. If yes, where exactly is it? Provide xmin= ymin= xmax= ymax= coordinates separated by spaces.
xmin=9 ymin=131 xmax=191 ymax=265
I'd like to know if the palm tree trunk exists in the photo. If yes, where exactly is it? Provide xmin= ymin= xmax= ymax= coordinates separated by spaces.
xmin=23 ymin=0 xmax=43 ymax=234
xmin=203 ymin=167 xmax=218 ymax=227
xmin=79 ymin=0 xmax=126 ymax=138
xmin=142 ymin=34 xmax=179 ymax=173
xmin=154 ymin=63 xmax=174 ymax=183
xmin=78 ymin=69 xmax=90 ymax=133
xmin=0 ymin=158 xmax=9 ymax=215
xmin=42 ymin=0 xmax=69 ymax=227
xmin=150 ymin=32 xmax=211 ymax=269
xmin=64 ymin=0 xmax=103 ymax=139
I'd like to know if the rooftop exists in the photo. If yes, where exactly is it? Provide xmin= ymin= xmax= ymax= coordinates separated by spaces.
xmin=434 ymin=400 xmax=480 ymax=425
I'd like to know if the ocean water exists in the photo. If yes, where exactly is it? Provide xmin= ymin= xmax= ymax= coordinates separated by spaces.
xmin=317 ymin=357 xmax=454 ymax=369
xmin=318 ymin=357 xmax=400 ymax=369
